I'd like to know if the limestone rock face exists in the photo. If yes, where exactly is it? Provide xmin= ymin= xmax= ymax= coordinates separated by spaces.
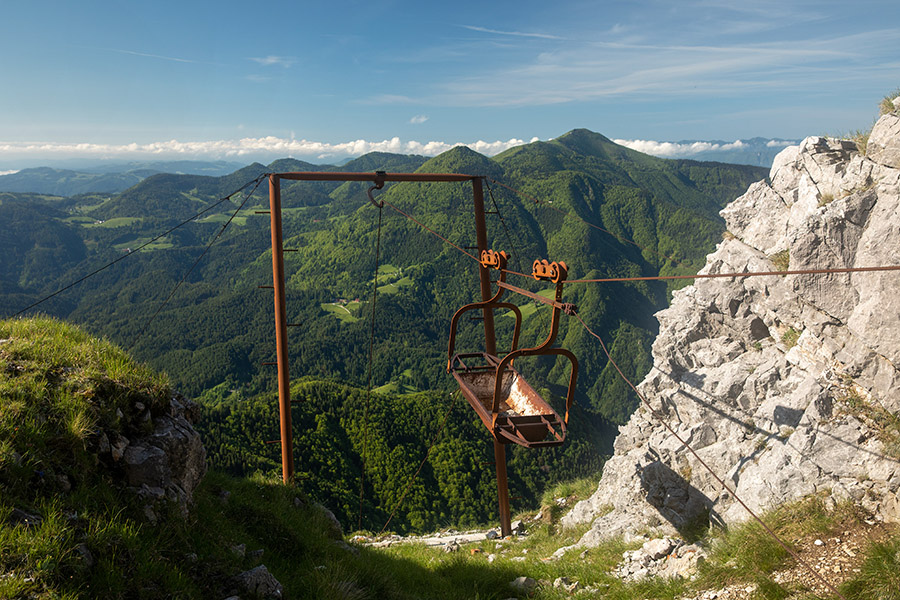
xmin=868 ymin=112 xmax=900 ymax=169
xmin=560 ymin=118 xmax=900 ymax=549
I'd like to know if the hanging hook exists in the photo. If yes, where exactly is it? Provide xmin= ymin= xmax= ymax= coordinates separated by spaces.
xmin=367 ymin=171 xmax=386 ymax=208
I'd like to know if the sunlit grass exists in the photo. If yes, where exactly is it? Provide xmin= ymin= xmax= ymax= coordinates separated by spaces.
xmin=842 ymin=536 xmax=900 ymax=599
xmin=698 ymin=495 xmax=866 ymax=592
xmin=321 ymin=301 xmax=362 ymax=323
xmin=83 ymin=216 xmax=142 ymax=228
xmin=3 ymin=316 xmax=898 ymax=598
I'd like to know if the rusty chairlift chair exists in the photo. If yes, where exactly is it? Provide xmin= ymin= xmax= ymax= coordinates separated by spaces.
xmin=447 ymin=250 xmax=579 ymax=448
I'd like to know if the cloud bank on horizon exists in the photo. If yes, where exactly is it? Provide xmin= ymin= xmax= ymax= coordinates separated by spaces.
xmin=0 ymin=136 xmax=540 ymax=162
xmin=0 ymin=135 xmax=801 ymax=166
xmin=613 ymin=138 xmax=795 ymax=158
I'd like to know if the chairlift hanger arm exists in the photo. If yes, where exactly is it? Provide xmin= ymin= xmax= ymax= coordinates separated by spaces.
xmin=490 ymin=347 xmax=578 ymax=427
xmin=447 ymin=250 xmax=522 ymax=370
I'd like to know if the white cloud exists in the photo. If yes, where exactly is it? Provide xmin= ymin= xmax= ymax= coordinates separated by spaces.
xmin=612 ymin=138 xmax=749 ymax=157
xmin=766 ymin=139 xmax=794 ymax=148
xmin=107 ymin=48 xmax=210 ymax=64
xmin=249 ymin=56 xmax=296 ymax=68
xmin=425 ymin=28 xmax=900 ymax=107
xmin=0 ymin=136 xmax=536 ymax=161
xmin=460 ymin=25 xmax=562 ymax=40
xmin=0 ymin=169 xmax=20 ymax=176
xmin=367 ymin=94 xmax=418 ymax=105
xmin=409 ymin=115 xmax=429 ymax=124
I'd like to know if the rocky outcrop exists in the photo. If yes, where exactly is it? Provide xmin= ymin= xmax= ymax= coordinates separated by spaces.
xmin=94 ymin=393 xmax=206 ymax=518
xmin=560 ymin=110 xmax=900 ymax=550
xmin=614 ymin=537 xmax=706 ymax=581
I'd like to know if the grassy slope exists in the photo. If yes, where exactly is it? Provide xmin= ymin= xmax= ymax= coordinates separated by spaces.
xmin=0 ymin=317 xmax=371 ymax=598
xmin=3 ymin=317 xmax=898 ymax=599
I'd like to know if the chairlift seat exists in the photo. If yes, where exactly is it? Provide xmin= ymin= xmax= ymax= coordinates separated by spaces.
xmin=446 ymin=251 xmax=578 ymax=449
xmin=450 ymin=352 xmax=566 ymax=447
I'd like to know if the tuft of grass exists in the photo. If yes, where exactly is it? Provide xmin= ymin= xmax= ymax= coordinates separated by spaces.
xmin=817 ymin=192 xmax=835 ymax=207
xmin=837 ymin=385 xmax=900 ymax=460
xmin=781 ymin=327 xmax=801 ymax=349
xmin=848 ymin=129 xmax=870 ymax=155
xmin=841 ymin=537 xmax=900 ymax=599
xmin=879 ymin=88 xmax=900 ymax=116
xmin=769 ymin=249 xmax=790 ymax=272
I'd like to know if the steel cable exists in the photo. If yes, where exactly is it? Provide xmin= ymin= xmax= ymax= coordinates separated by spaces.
xmin=358 ymin=202 xmax=384 ymax=531
xmin=571 ymin=310 xmax=848 ymax=600
xmin=11 ymin=174 xmax=268 ymax=318
xmin=128 ymin=175 xmax=266 ymax=350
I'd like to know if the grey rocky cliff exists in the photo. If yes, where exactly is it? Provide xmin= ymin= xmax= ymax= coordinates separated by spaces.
xmin=558 ymin=111 xmax=900 ymax=553
xmin=95 ymin=393 xmax=206 ymax=519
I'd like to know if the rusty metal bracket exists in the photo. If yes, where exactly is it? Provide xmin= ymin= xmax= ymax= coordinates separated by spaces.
xmin=532 ymin=259 xmax=567 ymax=283
xmin=446 ymin=250 xmax=522 ymax=372
xmin=367 ymin=170 xmax=387 ymax=207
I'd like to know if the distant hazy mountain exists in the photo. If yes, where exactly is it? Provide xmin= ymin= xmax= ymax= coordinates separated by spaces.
xmin=0 ymin=160 xmax=244 ymax=196
xmin=75 ymin=160 xmax=245 ymax=175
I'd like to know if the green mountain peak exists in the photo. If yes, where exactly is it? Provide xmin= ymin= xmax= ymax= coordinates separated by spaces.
xmin=416 ymin=146 xmax=502 ymax=178
xmin=551 ymin=128 xmax=649 ymax=163
xmin=266 ymin=158 xmax=323 ymax=173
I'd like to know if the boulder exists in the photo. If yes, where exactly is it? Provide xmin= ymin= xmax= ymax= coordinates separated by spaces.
xmin=509 ymin=576 xmax=538 ymax=594
xmin=868 ymin=113 xmax=900 ymax=169
xmin=234 ymin=565 xmax=284 ymax=599
xmin=314 ymin=503 xmax=343 ymax=539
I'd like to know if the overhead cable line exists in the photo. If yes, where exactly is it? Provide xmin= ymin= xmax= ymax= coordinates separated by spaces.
xmin=11 ymin=174 xmax=268 ymax=318
xmin=565 ymin=264 xmax=900 ymax=284
xmin=570 ymin=310 xmax=848 ymax=600
xmin=128 ymin=175 xmax=267 ymax=350
xmin=371 ymin=181 xmax=900 ymax=289
xmin=483 ymin=178 xmax=527 ymax=275
xmin=380 ymin=198 xmax=480 ymax=263
xmin=359 ymin=185 xmax=385 ymax=531
xmin=483 ymin=178 xmax=553 ymax=327
xmin=378 ymin=393 xmax=458 ymax=535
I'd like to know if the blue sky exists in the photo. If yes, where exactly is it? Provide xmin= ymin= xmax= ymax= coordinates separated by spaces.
xmin=1 ymin=0 xmax=898 ymax=165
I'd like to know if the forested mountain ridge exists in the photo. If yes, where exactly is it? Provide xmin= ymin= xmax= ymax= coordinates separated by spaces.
xmin=0 ymin=130 xmax=767 ymax=531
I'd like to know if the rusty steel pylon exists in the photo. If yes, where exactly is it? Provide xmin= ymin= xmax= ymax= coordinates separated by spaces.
xmin=265 ymin=171 xmax=514 ymax=536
